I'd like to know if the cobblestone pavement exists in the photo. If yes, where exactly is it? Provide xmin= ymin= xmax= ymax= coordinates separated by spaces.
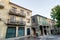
xmin=18 ymin=37 xmax=40 ymax=40
xmin=17 ymin=35 xmax=60 ymax=40
xmin=5 ymin=35 xmax=60 ymax=40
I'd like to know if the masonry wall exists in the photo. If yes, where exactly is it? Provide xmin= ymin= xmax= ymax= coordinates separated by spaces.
xmin=0 ymin=0 xmax=32 ymax=38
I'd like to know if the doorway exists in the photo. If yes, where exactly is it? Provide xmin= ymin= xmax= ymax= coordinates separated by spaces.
xmin=39 ymin=26 xmax=43 ymax=35
xmin=43 ymin=26 xmax=47 ymax=35
xmin=44 ymin=30 xmax=47 ymax=35
xmin=32 ymin=28 xmax=36 ymax=36
xmin=27 ymin=28 xmax=30 ymax=35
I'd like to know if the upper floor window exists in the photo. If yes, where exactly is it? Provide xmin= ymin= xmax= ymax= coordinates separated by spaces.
xmin=12 ymin=7 xmax=17 ymax=9
xmin=27 ymin=12 xmax=30 ymax=16
xmin=12 ymin=7 xmax=17 ymax=12
xmin=20 ymin=17 xmax=24 ymax=21
xmin=10 ymin=15 xmax=16 ymax=21
xmin=20 ymin=10 xmax=24 ymax=13
xmin=27 ymin=19 xmax=30 ymax=23
xmin=32 ymin=18 xmax=35 ymax=23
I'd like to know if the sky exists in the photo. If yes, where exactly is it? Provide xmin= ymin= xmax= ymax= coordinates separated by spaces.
xmin=11 ymin=0 xmax=60 ymax=19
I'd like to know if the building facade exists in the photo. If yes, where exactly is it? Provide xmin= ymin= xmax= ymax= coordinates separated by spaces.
xmin=0 ymin=0 xmax=32 ymax=38
xmin=31 ymin=14 xmax=55 ymax=36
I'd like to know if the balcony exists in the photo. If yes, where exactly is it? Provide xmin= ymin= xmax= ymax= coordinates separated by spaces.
xmin=9 ymin=9 xmax=26 ymax=17
xmin=18 ymin=12 xmax=26 ymax=17
xmin=9 ymin=9 xmax=18 ymax=15
xmin=19 ymin=21 xmax=26 ymax=25
xmin=6 ymin=19 xmax=26 ymax=26
xmin=0 ymin=2 xmax=4 ymax=9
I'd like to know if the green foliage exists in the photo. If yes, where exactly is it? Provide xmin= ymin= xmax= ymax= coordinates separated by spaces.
xmin=51 ymin=5 xmax=60 ymax=27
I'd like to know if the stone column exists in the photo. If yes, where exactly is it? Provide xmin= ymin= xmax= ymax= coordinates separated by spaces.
xmin=49 ymin=27 xmax=51 ymax=35
xmin=16 ymin=26 xmax=18 ymax=37
xmin=47 ymin=26 xmax=51 ymax=35
xmin=25 ymin=26 xmax=27 ymax=36
xmin=46 ymin=26 xmax=48 ymax=35
xmin=43 ymin=27 xmax=45 ymax=35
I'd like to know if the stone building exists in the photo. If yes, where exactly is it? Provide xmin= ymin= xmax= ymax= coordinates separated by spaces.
xmin=0 ymin=0 xmax=32 ymax=38
xmin=31 ymin=14 xmax=55 ymax=36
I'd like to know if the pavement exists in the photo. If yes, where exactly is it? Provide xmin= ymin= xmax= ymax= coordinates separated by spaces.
xmin=1 ymin=35 xmax=60 ymax=40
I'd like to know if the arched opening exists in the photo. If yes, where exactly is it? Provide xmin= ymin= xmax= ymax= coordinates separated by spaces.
xmin=32 ymin=27 xmax=36 ymax=36
xmin=43 ymin=26 xmax=47 ymax=35
xmin=27 ymin=28 xmax=30 ymax=35
xmin=39 ymin=25 xmax=43 ymax=35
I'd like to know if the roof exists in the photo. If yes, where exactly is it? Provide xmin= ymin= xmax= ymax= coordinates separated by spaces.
xmin=32 ymin=14 xmax=55 ymax=21
xmin=9 ymin=2 xmax=32 ymax=12
xmin=33 ymin=14 xmax=48 ymax=19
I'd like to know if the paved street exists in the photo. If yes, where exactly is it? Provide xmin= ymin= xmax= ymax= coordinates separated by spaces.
xmin=21 ymin=35 xmax=60 ymax=40
xmin=5 ymin=35 xmax=60 ymax=40
xmin=6 ymin=37 xmax=40 ymax=40
xmin=17 ymin=37 xmax=40 ymax=40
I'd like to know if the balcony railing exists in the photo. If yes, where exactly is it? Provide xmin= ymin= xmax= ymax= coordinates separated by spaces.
xmin=0 ymin=2 xmax=4 ymax=9
xmin=9 ymin=9 xmax=17 ymax=15
xmin=19 ymin=21 xmax=26 ymax=25
xmin=6 ymin=19 xmax=26 ymax=26
xmin=18 ymin=12 xmax=26 ymax=17
xmin=9 ymin=9 xmax=26 ymax=17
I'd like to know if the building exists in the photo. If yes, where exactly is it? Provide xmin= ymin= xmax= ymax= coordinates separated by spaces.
xmin=0 ymin=0 xmax=32 ymax=38
xmin=31 ymin=14 xmax=55 ymax=36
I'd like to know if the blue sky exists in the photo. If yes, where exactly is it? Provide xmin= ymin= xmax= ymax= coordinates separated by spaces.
xmin=11 ymin=0 xmax=60 ymax=19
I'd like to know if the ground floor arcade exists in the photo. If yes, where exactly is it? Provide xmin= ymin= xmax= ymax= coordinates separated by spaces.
xmin=31 ymin=25 xmax=51 ymax=36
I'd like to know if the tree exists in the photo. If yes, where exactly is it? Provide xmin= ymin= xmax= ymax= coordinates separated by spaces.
xmin=51 ymin=5 xmax=60 ymax=28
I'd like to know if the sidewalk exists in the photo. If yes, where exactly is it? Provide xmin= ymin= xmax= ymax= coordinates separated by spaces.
xmin=0 ymin=35 xmax=60 ymax=40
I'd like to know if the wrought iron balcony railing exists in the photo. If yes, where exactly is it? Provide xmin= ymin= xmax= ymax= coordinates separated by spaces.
xmin=9 ymin=9 xmax=17 ymax=15
xmin=18 ymin=12 xmax=26 ymax=17
xmin=9 ymin=9 xmax=26 ymax=17
xmin=6 ymin=19 xmax=26 ymax=26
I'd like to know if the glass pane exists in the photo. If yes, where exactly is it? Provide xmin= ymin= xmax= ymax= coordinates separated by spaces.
xmin=18 ymin=27 xmax=25 ymax=37
xmin=27 ymin=28 xmax=30 ymax=35
xmin=6 ymin=27 xmax=16 ymax=38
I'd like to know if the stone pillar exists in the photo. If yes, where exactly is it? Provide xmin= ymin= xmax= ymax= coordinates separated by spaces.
xmin=16 ymin=26 xmax=18 ymax=37
xmin=49 ymin=28 xmax=51 ymax=35
xmin=43 ymin=27 xmax=45 ymax=35
xmin=25 ymin=26 xmax=27 ymax=36
xmin=47 ymin=26 xmax=51 ymax=35
xmin=0 ymin=21 xmax=7 ymax=38
xmin=46 ymin=26 xmax=48 ymax=35
xmin=30 ymin=27 xmax=32 ymax=36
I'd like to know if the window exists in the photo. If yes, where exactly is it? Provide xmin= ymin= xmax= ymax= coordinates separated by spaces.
xmin=27 ymin=12 xmax=30 ymax=16
xmin=10 ymin=15 xmax=16 ymax=22
xmin=6 ymin=27 xmax=16 ymax=38
xmin=27 ymin=19 xmax=30 ymax=23
xmin=20 ymin=17 xmax=23 ymax=21
xmin=32 ymin=18 xmax=35 ymax=23
xmin=18 ymin=27 xmax=25 ymax=36
xmin=20 ymin=10 xmax=24 ymax=13
xmin=12 ymin=7 xmax=17 ymax=12
xmin=12 ymin=7 xmax=17 ymax=9
xmin=42 ymin=18 xmax=47 ymax=25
